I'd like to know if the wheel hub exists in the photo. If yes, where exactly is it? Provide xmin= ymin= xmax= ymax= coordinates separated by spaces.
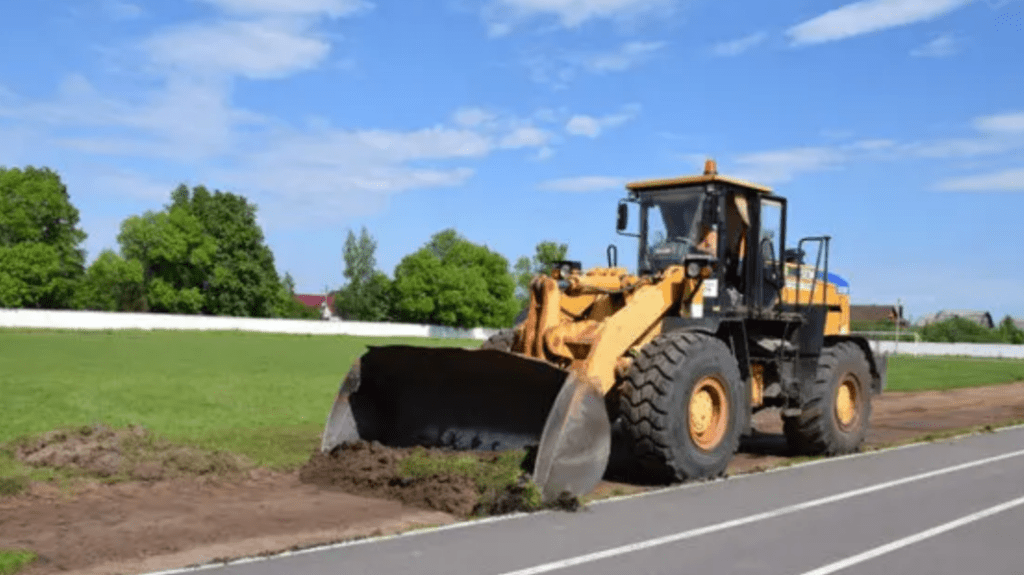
xmin=835 ymin=376 xmax=859 ymax=430
xmin=689 ymin=376 xmax=729 ymax=450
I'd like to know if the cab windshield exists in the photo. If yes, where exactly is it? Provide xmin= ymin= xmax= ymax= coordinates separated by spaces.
xmin=641 ymin=187 xmax=706 ymax=271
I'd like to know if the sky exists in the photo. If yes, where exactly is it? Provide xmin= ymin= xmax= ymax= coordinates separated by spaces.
xmin=0 ymin=0 xmax=1022 ymax=322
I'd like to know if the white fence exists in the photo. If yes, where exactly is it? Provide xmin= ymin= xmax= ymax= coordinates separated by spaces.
xmin=0 ymin=308 xmax=501 ymax=340
xmin=867 ymin=340 xmax=1024 ymax=359
xmin=3 ymin=308 xmax=1022 ymax=357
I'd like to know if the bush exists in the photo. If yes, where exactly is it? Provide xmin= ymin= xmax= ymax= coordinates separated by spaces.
xmin=850 ymin=320 xmax=907 ymax=333
xmin=920 ymin=317 xmax=1005 ymax=343
xmin=998 ymin=316 xmax=1024 ymax=344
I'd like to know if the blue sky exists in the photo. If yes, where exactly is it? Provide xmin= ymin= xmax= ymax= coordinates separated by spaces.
xmin=1 ymin=0 xmax=1022 ymax=321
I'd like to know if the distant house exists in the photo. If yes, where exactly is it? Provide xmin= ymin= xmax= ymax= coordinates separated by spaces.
xmin=916 ymin=309 xmax=994 ymax=329
xmin=850 ymin=304 xmax=905 ymax=326
xmin=1012 ymin=318 xmax=1024 ymax=331
xmin=294 ymin=294 xmax=337 ymax=320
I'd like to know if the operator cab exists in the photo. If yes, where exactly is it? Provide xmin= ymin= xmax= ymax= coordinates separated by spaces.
xmin=619 ymin=160 xmax=786 ymax=313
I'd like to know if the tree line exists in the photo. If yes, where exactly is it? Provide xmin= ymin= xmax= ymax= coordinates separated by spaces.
xmin=331 ymin=227 xmax=567 ymax=327
xmin=852 ymin=316 xmax=1024 ymax=344
xmin=1 ymin=165 xmax=569 ymax=328
xmin=919 ymin=317 xmax=1024 ymax=344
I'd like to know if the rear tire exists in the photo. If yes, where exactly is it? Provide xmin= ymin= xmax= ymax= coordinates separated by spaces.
xmin=784 ymin=342 xmax=872 ymax=455
xmin=480 ymin=329 xmax=515 ymax=352
xmin=619 ymin=332 xmax=744 ymax=483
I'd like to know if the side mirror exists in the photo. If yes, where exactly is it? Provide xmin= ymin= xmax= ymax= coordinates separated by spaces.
xmin=616 ymin=203 xmax=628 ymax=232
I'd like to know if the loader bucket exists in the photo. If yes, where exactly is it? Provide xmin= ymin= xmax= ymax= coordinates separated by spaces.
xmin=322 ymin=345 xmax=570 ymax=452
xmin=321 ymin=345 xmax=612 ymax=502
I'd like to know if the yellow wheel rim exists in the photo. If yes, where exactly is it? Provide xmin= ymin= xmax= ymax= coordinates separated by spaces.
xmin=689 ymin=376 xmax=729 ymax=451
xmin=835 ymin=375 xmax=860 ymax=430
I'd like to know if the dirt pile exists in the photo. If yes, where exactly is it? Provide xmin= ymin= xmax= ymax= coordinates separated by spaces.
xmin=11 ymin=424 xmax=252 ymax=482
xmin=300 ymin=441 xmax=546 ymax=517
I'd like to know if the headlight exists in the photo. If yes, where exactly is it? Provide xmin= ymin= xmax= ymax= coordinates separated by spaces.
xmin=686 ymin=262 xmax=702 ymax=278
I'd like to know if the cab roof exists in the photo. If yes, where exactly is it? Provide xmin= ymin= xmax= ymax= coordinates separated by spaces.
xmin=625 ymin=160 xmax=773 ymax=194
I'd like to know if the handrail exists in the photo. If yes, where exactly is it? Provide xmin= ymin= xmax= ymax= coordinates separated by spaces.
xmin=795 ymin=236 xmax=831 ymax=311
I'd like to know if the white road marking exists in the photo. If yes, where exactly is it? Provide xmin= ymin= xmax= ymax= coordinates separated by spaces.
xmin=496 ymin=447 xmax=1024 ymax=575
xmin=798 ymin=493 xmax=1024 ymax=575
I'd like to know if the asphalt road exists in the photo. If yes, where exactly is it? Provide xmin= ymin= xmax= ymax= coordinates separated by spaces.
xmin=171 ymin=426 xmax=1024 ymax=575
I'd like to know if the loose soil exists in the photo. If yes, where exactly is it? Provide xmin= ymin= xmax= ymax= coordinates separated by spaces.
xmin=10 ymin=424 xmax=251 ymax=482
xmin=298 ymin=442 xmax=483 ymax=517
xmin=3 ymin=382 xmax=1024 ymax=575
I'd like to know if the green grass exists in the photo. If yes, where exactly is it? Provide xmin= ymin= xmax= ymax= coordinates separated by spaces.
xmin=2 ymin=328 xmax=1022 ymax=479
xmin=399 ymin=448 xmax=530 ymax=493
xmin=0 ymin=550 xmax=36 ymax=575
xmin=0 ymin=329 xmax=480 ymax=470
xmin=886 ymin=355 xmax=1024 ymax=392
xmin=398 ymin=448 xmax=543 ymax=513
xmin=0 ymin=446 xmax=83 ymax=497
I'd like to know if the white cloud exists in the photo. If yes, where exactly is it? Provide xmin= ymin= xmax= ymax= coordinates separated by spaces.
xmin=712 ymin=32 xmax=767 ymax=56
xmin=539 ymin=175 xmax=625 ymax=192
xmin=1 ymin=0 xmax=643 ymax=230
xmin=145 ymin=19 xmax=331 ymax=80
xmin=199 ymin=0 xmax=370 ymax=18
xmin=845 ymin=138 xmax=897 ymax=151
xmin=732 ymin=147 xmax=845 ymax=184
xmin=585 ymin=41 xmax=666 ymax=72
xmin=936 ymin=168 xmax=1024 ymax=191
xmin=898 ymin=110 xmax=1024 ymax=158
xmin=911 ymin=33 xmax=959 ymax=57
xmin=353 ymin=127 xmax=494 ymax=160
xmin=500 ymin=126 xmax=552 ymax=149
xmin=0 ymin=74 xmax=257 ymax=162
xmin=90 ymin=168 xmax=177 ymax=201
xmin=565 ymin=115 xmax=602 ymax=138
xmin=523 ymin=42 xmax=663 ymax=88
xmin=523 ymin=55 xmax=576 ymax=89
xmin=485 ymin=0 xmax=673 ymax=34
xmin=787 ymin=0 xmax=974 ymax=46
xmin=903 ymin=137 xmax=1011 ymax=158
xmin=973 ymin=112 xmax=1024 ymax=134
xmin=565 ymin=105 xmax=640 ymax=138
xmin=102 ymin=0 xmax=144 ymax=20
xmin=216 ymin=124 xmax=485 ymax=222
xmin=453 ymin=107 xmax=498 ymax=128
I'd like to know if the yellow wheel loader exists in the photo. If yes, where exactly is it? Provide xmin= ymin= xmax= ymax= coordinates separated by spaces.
xmin=321 ymin=160 xmax=887 ymax=502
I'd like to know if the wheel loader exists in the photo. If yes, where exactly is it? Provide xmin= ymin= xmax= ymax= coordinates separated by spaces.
xmin=321 ymin=160 xmax=887 ymax=502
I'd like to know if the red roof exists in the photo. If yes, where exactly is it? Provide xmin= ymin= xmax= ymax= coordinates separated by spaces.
xmin=294 ymin=294 xmax=335 ymax=308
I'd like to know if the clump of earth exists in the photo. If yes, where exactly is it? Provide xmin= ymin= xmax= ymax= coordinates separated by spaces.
xmin=300 ymin=441 xmax=551 ymax=517
xmin=10 ymin=424 xmax=252 ymax=481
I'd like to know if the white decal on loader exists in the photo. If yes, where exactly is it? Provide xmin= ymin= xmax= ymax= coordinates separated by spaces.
xmin=703 ymin=279 xmax=719 ymax=298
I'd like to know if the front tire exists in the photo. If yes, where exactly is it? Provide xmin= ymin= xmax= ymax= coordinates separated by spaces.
xmin=619 ymin=332 xmax=744 ymax=482
xmin=784 ymin=341 xmax=872 ymax=455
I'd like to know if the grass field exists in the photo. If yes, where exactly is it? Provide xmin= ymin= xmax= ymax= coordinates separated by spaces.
xmin=0 ymin=329 xmax=480 ymax=469
xmin=2 ymin=329 xmax=1022 ymax=472
xmin=886 ymin=355 xmax=1024 ymax=392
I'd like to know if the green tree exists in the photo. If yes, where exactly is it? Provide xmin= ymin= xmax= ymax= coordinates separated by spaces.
xmin=513 ymin=240 xmax=568 ymax=306
xmin=170 ymin=185 xmax=285 ymax=317
xmin=333 ymin=227 xmax=392 ymax=321
xmin=117 ymin=206 xmax=216 ymax=314
xmin=276 ymin=272 xmax=322 ymax=320
xmin=75 ymin=249 xmax=145 ymax=311
xmin=392 ymin=229 xmax=518 ymax=328
xmin=998 ymin=316 xmax=1024 ymax=344
xmin=0 ymin=166 xmax=86 ymax=308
